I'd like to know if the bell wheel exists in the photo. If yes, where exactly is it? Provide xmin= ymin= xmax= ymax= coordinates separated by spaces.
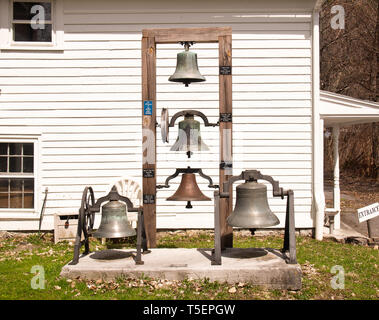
xmin=80 ymin=187 xmax=95 ymax=234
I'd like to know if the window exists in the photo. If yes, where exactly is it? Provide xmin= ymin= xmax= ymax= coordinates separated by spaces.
xmin=0 ymin=143 xmax=35 ymax=209
xmin=0 ymin=0 xmax=63 ymax=50
xmin=12 ymin=1 xmax=52 ymax=42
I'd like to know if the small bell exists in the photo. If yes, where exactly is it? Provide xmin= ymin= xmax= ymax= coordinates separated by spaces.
xmin=227 ymin=181 xmax=280 ymax=228
xmin=92 ymin=199 xmax=136 ymax=238
xmin=167 ymin=173 xmax=211 ymax=208
xmin=169 ymin=42 xmax=206 ymax=87
xmin=170 ymin=114 xmax=209 ymax=157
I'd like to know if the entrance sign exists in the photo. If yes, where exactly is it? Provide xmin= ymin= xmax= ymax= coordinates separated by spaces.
xmin=357 ymin=203 xmax=379 ymax=223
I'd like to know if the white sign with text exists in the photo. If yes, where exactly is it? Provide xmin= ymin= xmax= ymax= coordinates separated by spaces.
xmin=357 ymin=203 xmax=379 ymax=223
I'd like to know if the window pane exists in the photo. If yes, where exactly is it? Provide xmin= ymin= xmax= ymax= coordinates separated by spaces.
xmin=10 ymin=193 xmax=23 ymax=208
xmin=9 ymin=143 xmax=22 ymax=155
xmin=10 ymin=179 xmax=23 ymax=192
xmin=0 ymin=194 xmax=8 ymax=208
xmin=0 ymin=157 xmax=7 ymax=172
xmin=24 ymin=179 xmax=34 ymax=192
xmin=23 ymin=157 xmax=34 ymax=173
xmin=14 ymin=23 xmax=52 ymax=42
xmin=9 ymin=157 xmax=22 ymax=172
xmin=13 ymin=2 xmax=51 ymax=20
xmin=23 ymin=143 xmax=34 ymax=155
xmin=0 ymin=144 xmax=7 ymax=155
xmin=0 ymin=179 xmax=8 ymax=192
xmin=24 ymin=193 xmax=34 ymax=208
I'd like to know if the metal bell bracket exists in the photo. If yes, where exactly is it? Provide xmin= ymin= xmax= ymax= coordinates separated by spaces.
xmin=156 ymin=166 xmax=219 ymax=190
xmin=168 ymin=110 xmax=219 ymax=128
xmin=70 ymin=186 xmax=149 ymax=266
xmin=158 ymin=109 xmax=219 ymax=145
xmin=212 ymin=169 xmax=297 ymax=266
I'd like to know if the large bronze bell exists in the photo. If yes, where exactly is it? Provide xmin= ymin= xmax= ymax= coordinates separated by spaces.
xmin=167 ymin=173 xmax=211 ymax=208
xmin=92 ymin=199 xmax=136 ymax=238
xmin=170 ymin=115 xmax=209 ymax=154
xmin=168 ymin=42 xmax=206 ymax=87
xmin=227 ymin=181 xmax=280 ymax=228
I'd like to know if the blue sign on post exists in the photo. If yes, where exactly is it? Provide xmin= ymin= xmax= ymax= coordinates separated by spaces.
xmin=144 ymin=100 xmax=153 ymax=115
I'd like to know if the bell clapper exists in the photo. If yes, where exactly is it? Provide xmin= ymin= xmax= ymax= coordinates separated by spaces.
xmin=186 ymin=151 xmax=193 ymax=158
xmin=186 ymin=201 xmax=193 ymax=209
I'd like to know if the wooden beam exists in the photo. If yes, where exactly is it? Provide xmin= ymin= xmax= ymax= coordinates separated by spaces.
xmin=218 ymin=34 xmax=233 ymax=249
xmin=142 ymin=36 xmax=157 ymax=248
xmin=143 ymin=27 xmax=232 ymax=43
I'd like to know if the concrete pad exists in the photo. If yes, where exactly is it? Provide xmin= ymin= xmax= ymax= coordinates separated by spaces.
xmin=60 ymin=248 xmax=302 ymax=290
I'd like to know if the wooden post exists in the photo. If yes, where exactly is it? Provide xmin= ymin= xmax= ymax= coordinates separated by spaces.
xmin=142 ymin=36 xmax=157 ymax=248
xmin=219 ymin=35 xmax=233 ymax=248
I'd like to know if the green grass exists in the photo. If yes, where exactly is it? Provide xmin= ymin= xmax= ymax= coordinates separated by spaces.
xmin=0 ymin=231 xmax=378 ymax=300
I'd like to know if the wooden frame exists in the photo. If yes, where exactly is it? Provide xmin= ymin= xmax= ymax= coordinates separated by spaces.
xmin=142 ymin=27 xmax=233 ymax=248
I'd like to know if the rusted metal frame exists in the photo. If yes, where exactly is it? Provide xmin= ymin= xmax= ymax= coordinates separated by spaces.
xmin=168 ymin=110 xmax=219 ymax=128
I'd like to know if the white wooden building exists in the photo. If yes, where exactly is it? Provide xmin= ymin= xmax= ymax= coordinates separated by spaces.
xmin=0 ymin=0 xmax=378 ymax=239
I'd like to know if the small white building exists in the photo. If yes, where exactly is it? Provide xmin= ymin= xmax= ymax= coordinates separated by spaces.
xmin=0 ymin=0 xmax=378 ymax=239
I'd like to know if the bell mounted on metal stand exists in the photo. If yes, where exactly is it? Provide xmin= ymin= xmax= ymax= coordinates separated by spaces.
xmin=169 ymin=42 xmax=206 ymax=87
xmin=212 ymin=170 xmax=297 ymax=266
xmin=69 ymin=186 xmax=149 ymax=266
xmin=157 ymin=167 xmax=218 ymax=209
xmin=92 ymin=198 xmax=136 ymax=239
xmin=227 ymin=180 xmax=280 ymax=228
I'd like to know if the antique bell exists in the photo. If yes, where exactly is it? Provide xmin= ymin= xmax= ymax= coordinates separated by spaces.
xmin=227 ymin=181 xmax=280 ymax=228
xmin=167 ymin=173 xmax=211 ymax=208
xmin=170 ymin=114 xmax=209 ymax=157
xmin=168 ymin=42 xmax=206 ymax=87
xmin=92 ymin=199 xmax=136 ymax=238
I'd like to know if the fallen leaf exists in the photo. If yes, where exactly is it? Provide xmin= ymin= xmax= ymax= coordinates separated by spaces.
xmin=228 ymin=287 xmax=237 ymax=293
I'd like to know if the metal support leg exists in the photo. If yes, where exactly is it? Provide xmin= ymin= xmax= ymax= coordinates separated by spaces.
xmin=140 ymin=212 xmax=150 ymax=253
xmin=212 ymin=191 xmax=222 ymax=265
xmin=69 ymin=209 xmax=84 ymax=265
xmin=135 ymin=210 xmax=144 ymax=265
xmin=282 ymin=190 xmax=297 ymax=264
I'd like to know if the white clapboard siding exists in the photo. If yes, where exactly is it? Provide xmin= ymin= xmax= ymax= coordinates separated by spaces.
xmin=0 ymin=0 xmax=314 ymax=230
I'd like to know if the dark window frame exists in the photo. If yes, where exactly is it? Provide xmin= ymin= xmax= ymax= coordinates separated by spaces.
xmin=0 ymin=142 xmax=35 ymax=209
xmin=11 ymin=0 xmax=53 ymax=43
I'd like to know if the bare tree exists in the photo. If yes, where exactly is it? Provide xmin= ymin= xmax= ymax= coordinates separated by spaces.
xmin=321 ymin=0 xmax=379 ymax=180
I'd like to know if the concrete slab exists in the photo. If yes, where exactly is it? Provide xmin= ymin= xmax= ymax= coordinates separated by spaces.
xmin=323 ymin=221 xmax=370 ymax=243
xmin=60 ymin=247 xmax=302 ymax=290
